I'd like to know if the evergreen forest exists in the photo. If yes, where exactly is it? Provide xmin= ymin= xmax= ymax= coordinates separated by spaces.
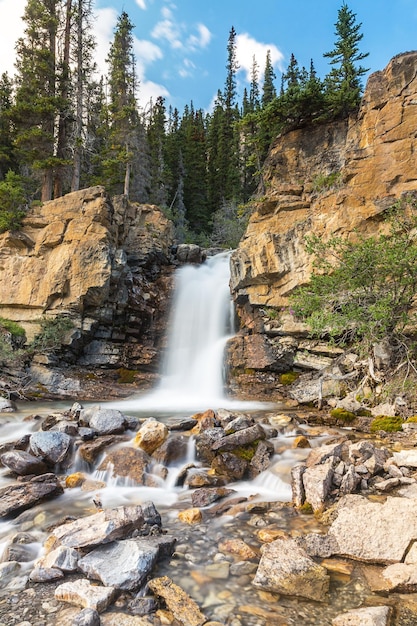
xmin=0 ymin=1 xmax=368 ymax=246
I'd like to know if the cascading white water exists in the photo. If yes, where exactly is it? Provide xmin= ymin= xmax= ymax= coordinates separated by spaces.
xmin=108 ymin=251 xmax=270 ymax=412
xmin=159 ymin=251 xmax=233 ymax=400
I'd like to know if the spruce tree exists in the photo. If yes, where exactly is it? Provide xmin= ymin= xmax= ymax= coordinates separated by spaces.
xmin=0 ymin=73 xmax=16 ymax=180
xmin=324 ymin=2 xmax=369 ymax=116
xmin=12 ymin=0 xmax=63 ymax=201
xmin=262 ymin=50 xmax=277 ymax=107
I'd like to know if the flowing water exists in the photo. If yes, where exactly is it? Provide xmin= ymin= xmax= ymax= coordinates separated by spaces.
xmin=0 ymin=254 xmax=396 ymax=624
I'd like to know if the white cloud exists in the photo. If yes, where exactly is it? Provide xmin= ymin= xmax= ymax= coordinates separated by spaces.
xmin=94 ymin=6 xmax=119 ymax=76
xmin=235 ymin=33 xmax=284 ymax=82
xmin=135 ymin=0 xmax=147 ymax=9
xmin=188 ymin=23 xmax=212 ymax=50
xmin=178 ymin=58 xmax=196 ymax=78
xmin=139 ymin=80 xmax=170 ymax=107
xmin=151 ymin=7 xmax=183 ymax=50
xmin=134 ymin=39 xmax=163 ymax=78
xmin=0 ymin=0 xmax=26 ymax=75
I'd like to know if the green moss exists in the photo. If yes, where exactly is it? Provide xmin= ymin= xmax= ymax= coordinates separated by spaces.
xmin=280 ymin=371 xmax=300 ymax=386
xmin=355 ymin=408 xmax=372 ymax=417
xmin=329 ymin=408 xmax=356 ymax=423
xmin=0 ymin=317 xmax=26 ymax=337
xmin=370 ymin=415 xmax=403 ymax=433
xmin=405 ymin=416 xmax=417 ymax=423
xmin=298 ymin=502 xmax=313 ymax=514
xmin=233 ymin=441 xmax=260 ymax=461
xmin=117 ymin=368 xmax=137 ymax=384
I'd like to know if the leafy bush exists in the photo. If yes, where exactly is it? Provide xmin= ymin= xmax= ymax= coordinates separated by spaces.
xmin=0 ymin=317 xmax=25 ymax=337
xmin=290 ymin=197 xmax=417 ymax=351
xmin=31 ymin=316 xmax=74 ymax=352
xmin=312 ymin=171 xmax=342 ymax=193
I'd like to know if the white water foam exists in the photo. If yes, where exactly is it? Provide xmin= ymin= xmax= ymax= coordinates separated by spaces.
xmin=107 ymin=252 xmax=274 ymax=413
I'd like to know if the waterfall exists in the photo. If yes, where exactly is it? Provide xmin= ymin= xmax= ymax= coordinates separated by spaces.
xmin=108 ymin=252 xmax=268 ymax=412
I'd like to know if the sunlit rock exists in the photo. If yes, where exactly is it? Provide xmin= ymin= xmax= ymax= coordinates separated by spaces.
xmin=147 ymin=576 xmax=207 ymax=626
xmin=332 ymin=605 xmax=391 ymax=626
xmin=253 ymin=536 xmax=330 ymax=601
xmin=55 ymin=578 xmax=115 ymax=612
xmin=178 ymin=508 xmax=202 ymax=524
xmin=133 ymin=418 xmax=168 ymax=455
xmin=0 ymin=473 xmax=63 ymax=518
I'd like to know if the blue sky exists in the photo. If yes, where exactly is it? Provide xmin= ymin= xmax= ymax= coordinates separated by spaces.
xmin=1 ymin=0 xmax=417 ymax=112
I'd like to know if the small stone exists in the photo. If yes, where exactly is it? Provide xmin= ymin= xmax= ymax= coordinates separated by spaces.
xmin=72 ymin=607 xmax=101 ymax=626
xmin=55 ymin=578 xmax=115 ymax=612
xmin=178 ymin=508 xmax=202 ymax=524
xmin=148 ymin=576 xmax=207 ymax=626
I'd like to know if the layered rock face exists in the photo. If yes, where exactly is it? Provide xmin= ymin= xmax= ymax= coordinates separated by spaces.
xmin=227 ymin=52 xmax=417 ymax=394
xmin=0 ymin=186 xmax=174 ymax=382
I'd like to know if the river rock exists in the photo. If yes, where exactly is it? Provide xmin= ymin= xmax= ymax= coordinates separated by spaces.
xmin=252 ymin=537 xmax=330 ymax=601
xmin=47 ymin=504 xmax=157 ymax=550
xmin=332 ymin=605 xmax=391 ymax=625
xmin=0 ymin=450 xmax=48 ymax=476
xmin=191 ymin=487 xmax=235 ymax=508
xmin=327 ymin=495 xmax=417 ymax=563
xmin=218 ymin=538 xmax=257 ymax=560
xmin=29 ymin=566 xmax=65 ymax=582
xmin=302 ymin=458 xmax=334 ymax=512
xmin=78 ymin=539 xmax=159 ymax=591
xmin=211 ymin=424 xmax=266 ymax=452
xmin=35 ymin=545 xmax=79 ymax=572
xmin=0 ymin=398 xmax=16 ymax=412
xmin=29 ymin=431 xmax=72 ymax=465
xmin=97 ymin=447 xmax=151 ymax=484
xmin=88 ymin=408 xmax=126 ymax=435
xmin=55 ymin=578 xmax=115 ymax=612
xmin=147 ymin=576 xmax=207 ymax=626
xmin=393 ymin=450 xmax=417 ymax=468
xmin=0 ymin=473 xmax=63 ymax=518
xmin=133 ymin=418 xmax=169 ymax=455
xmin=77 ymin=435 xmax=129 ymax=464
xmin=72 ymin=608 xmax=101 ymax=626
xmin=101 ymin=614 xmax=154 ymax=625
xmin=224 ymin=415 xmax=254 ymax=433
xmin=195 ymin=428 xmax=225 ymax=464
xmin=151 ymin=435 xmax=189 ymax=465
xmin=211 ymin=452 xmax=248 ymax=480
xmin=249 ymin=439 xmax=274 ymax=477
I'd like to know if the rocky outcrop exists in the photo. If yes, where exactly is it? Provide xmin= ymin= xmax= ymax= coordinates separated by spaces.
xmin=228 ymin=52 xmax=417 ymax=394
xmin=0 ymin=186 xmax=175 ymax=393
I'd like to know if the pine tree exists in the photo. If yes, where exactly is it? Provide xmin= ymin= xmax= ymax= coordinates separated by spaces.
xmin=12 ymin=0 xmax=63 ymax=201
xmin=249 ymin=55 xmax=260 ymax=111
xmin=147 ymin=96 xmax=168 ymax=207
xmin=262 ymin=50 xmax=277 ymax=107
xmin=0 ymin=73 xmax=16 ymax=180
xmin=104 ymin=11 xmax=138 ymax=197
xmin=324 ymin=2 xmax=369 ymax=116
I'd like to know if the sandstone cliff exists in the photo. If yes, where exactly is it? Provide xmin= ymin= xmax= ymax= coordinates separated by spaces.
xmin=0 ymin=186 xmax=174 ymax=394
xmin=227 ymin=52 xmax=417 ymax=397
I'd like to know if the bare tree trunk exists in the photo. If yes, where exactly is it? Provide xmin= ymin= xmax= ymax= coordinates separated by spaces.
xmin=54 ymin=0 xmax=72 ymax=198
xmin=71 ymin=0 xmax=83 ymax=192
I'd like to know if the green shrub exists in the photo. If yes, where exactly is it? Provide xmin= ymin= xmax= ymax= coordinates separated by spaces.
xmin=0 ymin=317 xmax=25 ymax=337
xmin=312 ymin=171 xmax=342 ymax=193
xmin=0 ymin=171 xmax=29 ymax=233
xmin=31 ymin=316 xmax=74 ymax=352
xmin=370 ymin=415 xmax=403 ymax=433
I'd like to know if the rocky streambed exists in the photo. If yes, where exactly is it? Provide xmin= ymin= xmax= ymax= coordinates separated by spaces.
xmin=0 ymin=402 xmax=416 ymax=625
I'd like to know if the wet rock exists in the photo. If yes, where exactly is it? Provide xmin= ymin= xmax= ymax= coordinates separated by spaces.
xmin=133 ymin=418 xmax=169 ymax=455
xmin=128 ymin=595 xmax=158 ymax=616
xmin=97 ymin=447 xmax=151 ymax=484
xmin=29 ymin=431 xmax=72 ymax=465
xmin=77 ymin=435 xmax=129 ymax=464
xmin=328 ymin=495 xmax=417 ymax=563
xmin=195 ymin=428 xmax=224 ymax=464
xmin=176 ymin=243 xmax=203 ymax=264
xmin=66 ymin=472 xmax=86 ymax=488
xmin=291 ymin=464 xmax=306 ymax=507
xmin=218 ymin=538 xmax=257 ymax=560
xmin=184 ymin=468 xmax=226 ymax=488
xmin=0 ymin=473 xmax=63 ymax=518
xmin=211 ymin=452 xmax=248 ymax=480
xmin=191 ymin=487 xmax=235 ymax=508
xmin=0 ymin=450 xmax=48 ymax=476
xmin=35 ymin=545 xmax=79 ymax=572
xmin=224 ymin=415 xmax=254 ymax=434
xmin=211 ymin=424 xmax=266 ymax=452
xmin=78 ymin=539 xmax=159 ymax=591
xmin=51 ymin=420 xmax=79 ymax=436
xmin=55 ymin=578 xmax=116 ymax=612
xmin=47 ymin=504 xmax=153 ymax=550
xmin=151 ymin=435 xmax=189 ymax=465
xmin=169 ymin=417 xmax=198 ymax=431
xmin=253 ymin=537 xmax=330 ymax=602
xmin=88 ymin=408 xmax=126 ymax=435
xmin=332 ymin=605 xmax=391 ymax=625
xmin=72 ymin=608 xmax=101 ymax=626
xmin=77 ymin=427 xmax=95 ymax=441
xmin=178 ymin=508 xmax=202 ymax=524
xmin=147 ymin=576 xmax=207 ymax=626
xmin=0 ymin=397 xmax=16 ymax=412
xmin=249 ymin=439 xmax=274 ymax=477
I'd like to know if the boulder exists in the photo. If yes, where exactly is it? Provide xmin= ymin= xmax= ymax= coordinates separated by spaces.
xmin=87 ymin=408 xmax=126 ymax=435
xmin=35 ymin=545 xmax=79 ymax=572
xmin=332 ymin=606 xmax=391 ymax=626
xmin=0 ymin=450 xmax=48 ymax=476
xmin=97 ymin=447 xmax=151 ymax=484
xmin=72 ymin=608 xmax=101 ymax=626
xmin=0 ymin=473 xmax=63 ymax=518
xmin=302 ymin=459 xmax=334 ymax=512
xmin=133 ymin=418 xmax=169 ymax=455
xmin=29 ymin=431 xmax=72 ymax=465
xmin=252 ymin=536 xmax=330 ymax=601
